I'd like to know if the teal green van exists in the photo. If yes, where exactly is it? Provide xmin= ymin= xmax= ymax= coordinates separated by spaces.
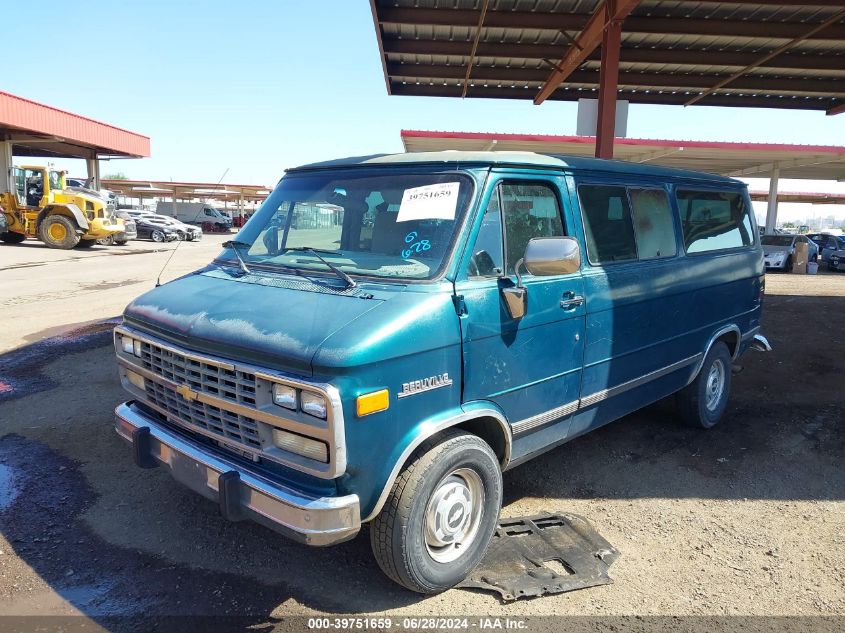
xmin=113 ymin=152 xmax=771 ymax=593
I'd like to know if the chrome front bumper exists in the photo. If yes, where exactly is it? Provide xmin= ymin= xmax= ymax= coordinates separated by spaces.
xmin=114 ymin=401 xmax=361 ymax=546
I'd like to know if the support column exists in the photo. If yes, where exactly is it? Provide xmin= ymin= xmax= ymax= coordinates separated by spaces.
xmin=595 ymin=8 xmax=622 ymax=159
xmin=765 ymin=165 xmax=780 ymax=235
xmin=85 ymin=156 xmax=101 ymax=190
xmin=0 ymin=139 xmax=13 ymax=194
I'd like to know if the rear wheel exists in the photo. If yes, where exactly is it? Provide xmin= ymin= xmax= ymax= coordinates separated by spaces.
xmin=370 ymin=430 xmax=502 ymax=594
xmin=97 ymin=235 xmax=115 ymax=246
xmin=1 ymin=231 xmax=27 ymax=244
xmin=38 ymin=215 xmax=80 ymax=249
xmin=114 ymin=239 xmax=128 ymax=246
xmin=675 ymin=341 xmax=732 ymax=429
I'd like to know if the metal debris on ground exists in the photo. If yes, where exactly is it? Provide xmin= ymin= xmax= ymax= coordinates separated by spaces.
xmin=458 ymin=512 xmax=619 ymax=601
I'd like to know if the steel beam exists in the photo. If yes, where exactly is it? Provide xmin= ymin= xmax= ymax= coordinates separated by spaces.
xmin=461 ymin=0 xmax=490 ymax=98
xmin=726 ymin=154 xmax=845 ymax=177
xmin=376 ymin=7 xmax=845 ymax=41
xmin=381 ymin=38 xmax=844 ymax=72
xmin=390 ymin=82 xmax=839 ymax=111
xmin=535 ymin=0 xmax=641 ymax=106
xmin=828 ymin=102 xmax=845 ymax=116
xmin=765 ymin=165 xmax=780 ymax=234
xmin=596 ymin=14 xmax=623 ymax=159
xmin=386 ymin=62 xmax=845 ymax=95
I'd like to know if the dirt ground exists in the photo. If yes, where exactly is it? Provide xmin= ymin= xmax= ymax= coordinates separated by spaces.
xmin=0 ymin=267 xmax=843 ymax=632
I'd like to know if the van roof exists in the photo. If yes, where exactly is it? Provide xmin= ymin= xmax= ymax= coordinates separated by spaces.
xmin=287 ymin=151 xmax=741 ymax=185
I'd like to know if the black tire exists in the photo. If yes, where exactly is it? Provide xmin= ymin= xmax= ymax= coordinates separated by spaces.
xmin=114 ymin=239 xmax=128 ymax=246
xmin=370 ymin=430 xmax=502 ymax=594
xmin=151 ymin=230 xmax=165 ymax=243
xmin=76 ymin=239 xmax=97 ymax=248
xmin=38 ymin=215 xmax=80 ymax=249
xmin=785 ymin=255 xmax=793 ymax=273
xmin=97 ymin=235 xmax=115 ymax=246
xmin=1 ymin=231 xmax=26 ymax=244
xmin=675 ymin=341 xmax=733 ymax=429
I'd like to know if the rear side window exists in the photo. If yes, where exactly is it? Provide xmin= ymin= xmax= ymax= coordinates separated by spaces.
xmin=676 ymin=190 xmax=754 ymax=253
xmin=629 ymin=188 xmax=677 ymax=260
xmin=578 ymin=185 xmax=637 ymax=264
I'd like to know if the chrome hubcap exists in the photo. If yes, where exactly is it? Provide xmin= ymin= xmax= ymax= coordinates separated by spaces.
xmin=424 ymin=468 xmax=484 ymax=563
xmin=705 ymin=359 xmax=726 ymax=411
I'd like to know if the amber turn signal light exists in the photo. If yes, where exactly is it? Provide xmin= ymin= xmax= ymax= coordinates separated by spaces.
xmin=357 ymin=389 xmax=389 ymax=417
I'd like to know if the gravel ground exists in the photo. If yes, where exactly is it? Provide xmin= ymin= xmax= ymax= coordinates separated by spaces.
xmin=0 ymin=271 xmax=842 ymax=631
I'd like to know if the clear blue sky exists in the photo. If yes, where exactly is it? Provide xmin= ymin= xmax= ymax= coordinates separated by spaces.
xmin=6 ymin=1 xmax=845 ymax=221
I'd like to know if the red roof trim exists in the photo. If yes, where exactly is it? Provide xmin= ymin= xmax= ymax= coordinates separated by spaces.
xmin=400 ymin=129 xmax=845 ymax=154
xmin=101 ymin=179 xmax=268 ymax=189
xmin=0 ymin=90 xmax=150 ymax=157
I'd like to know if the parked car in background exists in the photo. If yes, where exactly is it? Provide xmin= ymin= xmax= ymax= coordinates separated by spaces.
xmin=828 ymin=242 xmax=845 ymax=272
xmin=762 ymin=234 xmax=817 ymax=271
xmin=98 ymin=210 xmax=137 ymax=245
xmin=127 ymin=211 xmax=179 ymax=242
xmin=808 ymin=233 xmax=845 ymax=264
xmin=151 ymin=215 xmax=203 ymax=241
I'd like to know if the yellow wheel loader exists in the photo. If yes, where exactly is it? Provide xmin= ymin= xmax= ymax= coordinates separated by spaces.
xmin=0 ymin=166 xmax=123 ymax=249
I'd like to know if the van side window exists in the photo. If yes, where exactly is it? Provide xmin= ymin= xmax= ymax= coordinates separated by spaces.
xmin=467 ymin=189 xmax=505 ymax=277
xmin=629 ymin=188 xmax=677 ymax=260
xmin=676 ymin=190 xmax=753 ymax=253
xmin=578 ymin=185 xmax=637 ymax=264
xmin=501 ymin=183 xmax=565 ymax=275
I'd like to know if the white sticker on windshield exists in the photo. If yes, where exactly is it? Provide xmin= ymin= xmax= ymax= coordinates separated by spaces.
xmin=396 ymin=182 xmax=460 ymax=222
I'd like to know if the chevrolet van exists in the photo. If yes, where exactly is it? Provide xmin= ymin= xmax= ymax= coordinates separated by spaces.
xmin=113 ymin=152 xmax=771 ymax=593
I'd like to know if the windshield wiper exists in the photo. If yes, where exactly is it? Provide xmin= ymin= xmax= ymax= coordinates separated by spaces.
xmin=283 ymin=246 xmax=356 ymax=289
xmin=222 ymin=239 xmax=251 ymax=275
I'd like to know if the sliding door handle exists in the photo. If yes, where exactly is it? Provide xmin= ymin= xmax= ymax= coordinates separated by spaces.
xmin=560 ymin=293 xmax=584 ymax=309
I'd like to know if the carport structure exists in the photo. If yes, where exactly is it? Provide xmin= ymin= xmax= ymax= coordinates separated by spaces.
xmin=0 ymin=90 xmax=150 ymax=193
xmin=401 ymin=129 xmax=845 ymax=232
xmin=370 ymin=1 xmax=845 ymax=161
xmin=102 ymin=179 xmax=271 ymax=220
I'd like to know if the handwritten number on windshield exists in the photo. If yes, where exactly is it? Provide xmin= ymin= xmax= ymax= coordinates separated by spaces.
xmin=402 ymin=231 xmax=431 ymax=259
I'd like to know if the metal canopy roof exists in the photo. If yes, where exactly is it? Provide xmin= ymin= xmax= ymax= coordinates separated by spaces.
xmin=371 ymin=0 xmax=845 ymax=114
xmin=0 ymin=91 xmax=150 ymax=159
xmin=101 ymin=179 xmax=271 ymax=203
xmin=400 ymin=129 xmax=845 ymax=180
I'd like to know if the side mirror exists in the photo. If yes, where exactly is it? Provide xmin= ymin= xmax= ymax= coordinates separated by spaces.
xmin=522 ymin=236 xmax=582 ymax=277
xmin=501 ymin=237 xmax=581 ymax=320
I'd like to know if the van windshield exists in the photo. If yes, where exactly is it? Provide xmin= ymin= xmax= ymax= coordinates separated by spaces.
xmin=221 ymin=170 xmax=474 ymax=280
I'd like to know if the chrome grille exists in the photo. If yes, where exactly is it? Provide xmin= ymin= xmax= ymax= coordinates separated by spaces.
xmin=144 ymin=380 xmax=261 ymax=449
xmin=137 ymin=339 xmax=260 ymax=448
xmin=138 ymin=340 xmax=257 ymax=407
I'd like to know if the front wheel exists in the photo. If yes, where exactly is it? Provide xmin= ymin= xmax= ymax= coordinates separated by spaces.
xmin=38 ymin=215 xmax=80 ymax=249
xmin=370 ymin=430 xmax=502 ymax=594
xmin=785 ymin=255 xmax=793 ymax=273
xmin=151 ymin=230 xmax=165 ymax=243
xmin=675 ymin=341 xmax=732 ymax=429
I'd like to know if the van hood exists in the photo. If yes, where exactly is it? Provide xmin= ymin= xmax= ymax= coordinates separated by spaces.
xmin=123 ymin=267 xmax=391 ymax=376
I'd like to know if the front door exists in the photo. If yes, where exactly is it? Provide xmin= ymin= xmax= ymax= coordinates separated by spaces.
xmin=455 ymin=176 xmax=585 ymax=450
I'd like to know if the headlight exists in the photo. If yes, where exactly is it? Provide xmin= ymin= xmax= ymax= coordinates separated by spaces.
xmin=125 ymin=369 xmax=146 ymax=390
xmin=272 ymin=384 xmax=297 ymax=410
xmin=301 ymin=391 xmax=327 ymax=419
xmin=120 ymin=335 xmax=142 ymax=357
xmin=272 ymin=429 xmax=328 ymax=462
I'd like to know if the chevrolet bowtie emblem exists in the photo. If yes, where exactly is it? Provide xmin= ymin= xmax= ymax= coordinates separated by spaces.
xmin=176 ymin=384 xmax=198 ymax=402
